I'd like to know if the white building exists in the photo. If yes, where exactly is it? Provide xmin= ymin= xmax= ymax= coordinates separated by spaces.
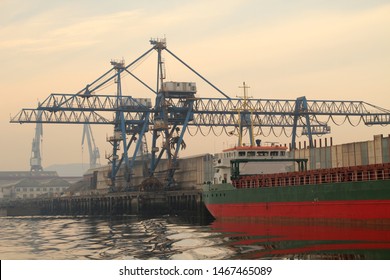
xmin=0 ymin=171 xmax=73 ymax=200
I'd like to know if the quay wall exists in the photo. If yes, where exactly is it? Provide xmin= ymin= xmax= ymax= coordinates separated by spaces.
xmin=0 ymin=189 xmax=208 ymax=217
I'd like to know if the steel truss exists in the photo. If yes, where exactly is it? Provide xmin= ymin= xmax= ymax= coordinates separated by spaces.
xmin=10 ymin=39 xmax=390 ymax=189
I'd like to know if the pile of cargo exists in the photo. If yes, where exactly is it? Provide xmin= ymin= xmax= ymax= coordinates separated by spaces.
xmin=232 ymin=162 xmax=390 ymax=189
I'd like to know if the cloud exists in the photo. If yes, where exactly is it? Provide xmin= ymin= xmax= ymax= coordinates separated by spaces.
xmin=0 ymin=0 xmax=247 ymax=54
xmin=0 ymin=10 xmax=140 ymax=53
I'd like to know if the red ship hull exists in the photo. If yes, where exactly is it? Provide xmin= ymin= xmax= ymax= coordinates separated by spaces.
xmin=206 ymin=199 xmax=390 ymax=220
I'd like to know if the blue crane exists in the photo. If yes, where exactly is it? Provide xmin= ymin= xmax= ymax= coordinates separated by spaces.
xmin=11 ymin=39 xmax=390 ymax=189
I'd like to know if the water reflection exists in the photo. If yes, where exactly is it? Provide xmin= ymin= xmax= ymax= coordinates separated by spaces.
xmin=0 ymin=215 xmax=227 ymax=260
xmin=0 ymin=215 xmax=389 ymax=259
xmin=211 ymin=219 xmax=390 ymax=259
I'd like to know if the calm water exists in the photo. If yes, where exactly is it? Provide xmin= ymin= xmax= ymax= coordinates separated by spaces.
xmin=1 ymin=215 xmax=390 ymax=260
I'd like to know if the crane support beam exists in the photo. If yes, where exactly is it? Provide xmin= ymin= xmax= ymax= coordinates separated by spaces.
xmin=292 ymin=97 xmax=313 ymax=150
xmin=11 ymin=98 xmax=390 ymax=127
xmin=363 ymin=114 xmax=390 ymax=125
xmin=11 ymin=109 xmax=112 ymax=124
xmin=38 ymin=94 xmax=152 ymax=112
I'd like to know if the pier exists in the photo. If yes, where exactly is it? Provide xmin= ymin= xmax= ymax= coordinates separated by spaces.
xmin=0 ymin=189 xmax=206 ymax=217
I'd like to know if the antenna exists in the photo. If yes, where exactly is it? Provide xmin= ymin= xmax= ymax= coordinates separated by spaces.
xmin=237 ymin=81 xmax=252 ymax=110
xmin=235 ymin=82 xmax=255 ymax=146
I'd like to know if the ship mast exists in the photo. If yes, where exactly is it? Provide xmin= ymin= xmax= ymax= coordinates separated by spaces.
xmin=236 ymin=82 xmax=255 ymax=146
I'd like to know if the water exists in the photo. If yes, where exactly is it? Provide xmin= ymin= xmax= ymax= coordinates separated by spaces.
xmin=1 ymin=215 xmax=390 ymax=260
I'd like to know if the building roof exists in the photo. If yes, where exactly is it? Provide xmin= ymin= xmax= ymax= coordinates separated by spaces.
xmin=0 ymin=171 xmax=74 ymax=190
xmin=43 ymin=178 xmax=71 ymax=187
xmin=14 ymin=178 xmax=42 ymax=188
xmin=0 ymin=171 xmax=59 ymax=181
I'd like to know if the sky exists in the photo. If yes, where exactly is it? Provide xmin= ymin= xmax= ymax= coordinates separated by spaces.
xmin=1 ymin=0 xmax=390 ymax=172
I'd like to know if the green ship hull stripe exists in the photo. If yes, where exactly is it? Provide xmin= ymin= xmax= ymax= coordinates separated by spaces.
xmin=203 ymin=180 xmax=390 ymax=204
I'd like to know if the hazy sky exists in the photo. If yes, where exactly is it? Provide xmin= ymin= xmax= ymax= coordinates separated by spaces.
xmin=1 ymin=0 xmax=390 ymax=171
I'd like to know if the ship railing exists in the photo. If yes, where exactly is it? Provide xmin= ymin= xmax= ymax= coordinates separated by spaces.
xmin=232 ymin=162 xmax=390 ymax=189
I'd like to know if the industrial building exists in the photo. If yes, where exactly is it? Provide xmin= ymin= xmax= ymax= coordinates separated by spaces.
xmin=0 ymin=171 xmax=79 ymax=200
xmin=82 ymin=153 xmax=214 ymax=193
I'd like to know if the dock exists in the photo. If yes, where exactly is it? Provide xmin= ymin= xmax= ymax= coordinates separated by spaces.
xmin=0 ymin=189 xmax=207 ymax=217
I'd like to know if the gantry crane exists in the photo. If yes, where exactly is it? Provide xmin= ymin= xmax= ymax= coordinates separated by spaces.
xmin=11 ymin=39 xmax=390 ymax=189
xmin=82 ymin=123 xmax=100 ymax=169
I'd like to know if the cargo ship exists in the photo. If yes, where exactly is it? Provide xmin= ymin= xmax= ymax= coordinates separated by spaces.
xmin=202 ymin=141 xmax=390 ymax=220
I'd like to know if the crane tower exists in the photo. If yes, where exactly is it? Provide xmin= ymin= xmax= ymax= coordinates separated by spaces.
xmin=30 ymin=107 xmax=43 ymax=172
